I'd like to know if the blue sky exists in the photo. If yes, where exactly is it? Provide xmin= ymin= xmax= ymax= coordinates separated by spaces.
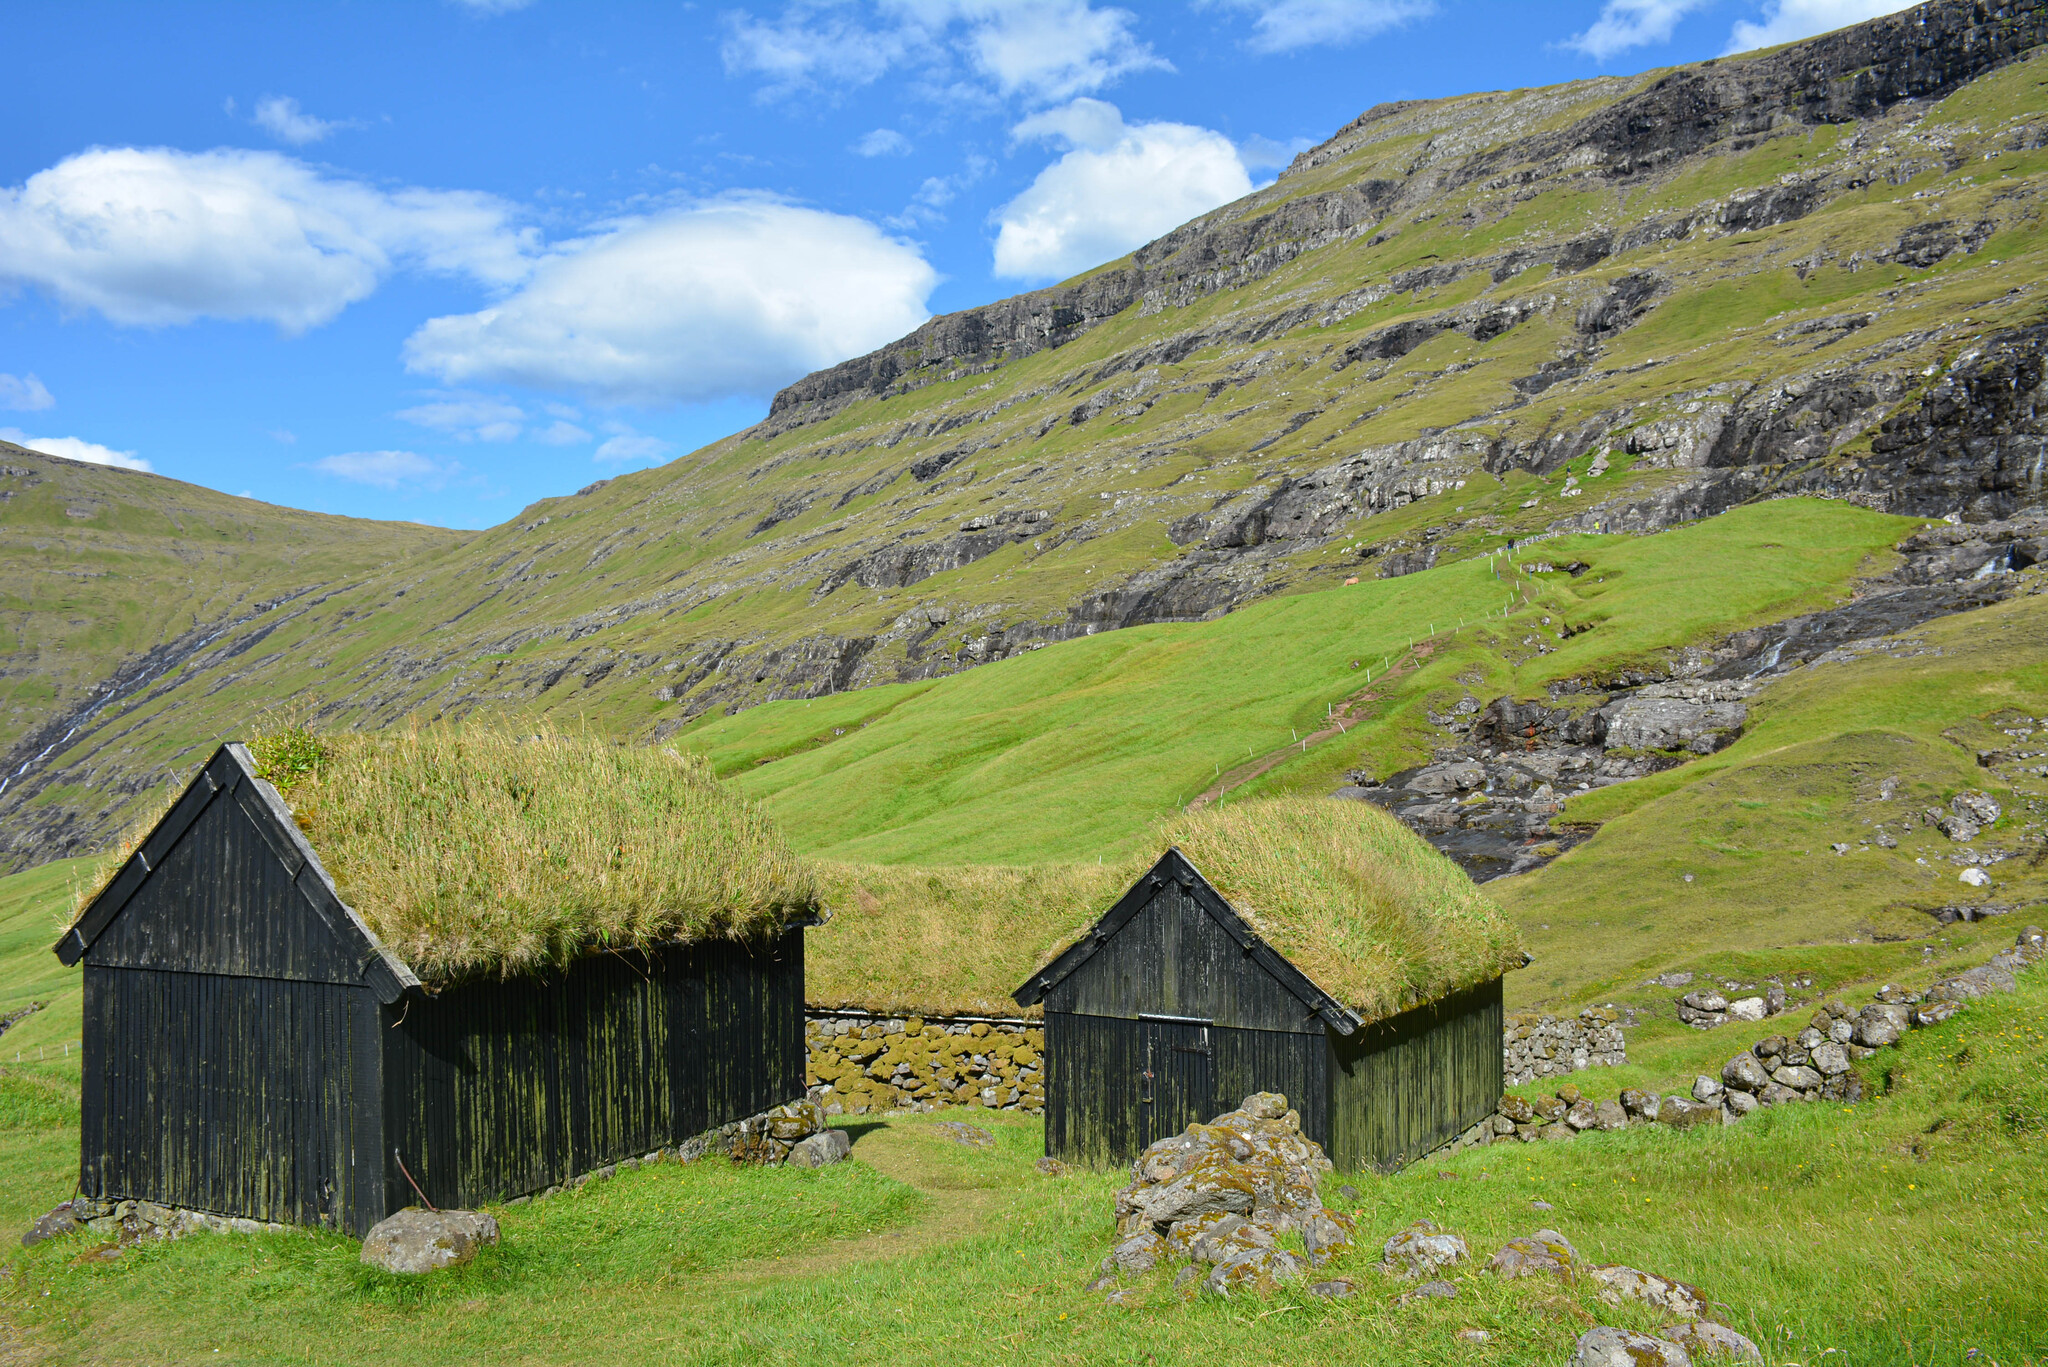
xmin=0 ymin=0 xmax=1910 ymax=529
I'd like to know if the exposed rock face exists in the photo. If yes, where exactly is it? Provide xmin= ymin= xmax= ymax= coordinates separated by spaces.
xmin=359 ymin=1209 xmax=500 ymax=1275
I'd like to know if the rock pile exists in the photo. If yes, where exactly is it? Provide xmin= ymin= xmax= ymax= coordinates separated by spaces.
xmin=18 ymin=1197 xmax=288 ymax=1253
xmin=1470 ymin=928 xmax=2044 ymax=1147
xmin=1503 ymin=1006 xmax=1628 ymax=1083
xmin=1094 ymin=1092 xmax=1355 ymax=1298
xmin=1676 ymin=981 xmax=1786 ymax=1029
xmin=806 ymin=1012 xmax=1043 ymax=1115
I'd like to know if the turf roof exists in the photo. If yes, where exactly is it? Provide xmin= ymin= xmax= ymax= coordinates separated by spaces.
xmin=78 ymin=724 xmax=820 ymax=984
xmin=1035 ymin=797 xmax=1525 ymax=1026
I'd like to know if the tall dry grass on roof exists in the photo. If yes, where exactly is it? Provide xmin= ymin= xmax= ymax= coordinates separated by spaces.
xmin=240 ymin=723 xmax=818 ymax=982
xmin=809 ymin=860 xmax=1133 ymax=1017
xmin=1157 ymin=797 xmax=1523 ymax=1022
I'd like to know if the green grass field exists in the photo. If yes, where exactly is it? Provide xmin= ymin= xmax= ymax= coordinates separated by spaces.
xmin=682 ymin=500 xmax=1919 ymax=869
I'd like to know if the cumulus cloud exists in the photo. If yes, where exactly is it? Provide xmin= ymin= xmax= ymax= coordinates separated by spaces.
xmin=1561 ymin=0 xmax=1706 ymax=58
xmin=853 ymin=128 xmax=914 ymax=156
xmin=1204 ymin=0 xmax=1434 ymax=54
xmin=535 ymin=420 xmax=591 ymax=444
xmin=396 ymin=392 xmax=527 ymax=442
xmin=0 ymin=146 xmax=534 ymax=332
xmin=723 ymin=0 xmax=1167 ymax=106
xmin=1725 ymin=0 xmax=1914 ymax=53
xmin=311 ymin=449 xmax=456 ymax=490
xmin=401 ymin=196 xmax=938 ymax=405
xmin=0 ymin=427 xmax=150 ymax=471
xmin=252 ymin=96 xmax=360 ymax=145
xmin=993 ymin=99 xmax=1252 ymax=282
xmin=0 ymin=373 xmax=54 ymax=412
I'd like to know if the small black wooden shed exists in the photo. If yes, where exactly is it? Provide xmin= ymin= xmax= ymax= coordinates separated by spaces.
xmin=56 ymin=741 xmax=807 ymax=1236
xmin=1015 ymin=838 xmax=1516 ymax=1173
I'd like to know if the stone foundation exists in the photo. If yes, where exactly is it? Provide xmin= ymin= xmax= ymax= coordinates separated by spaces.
xmin=805 ymin=1009 xmax=1045 ymax=1115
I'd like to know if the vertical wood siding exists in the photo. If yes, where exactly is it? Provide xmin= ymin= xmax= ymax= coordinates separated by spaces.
xmin=81 ymin=966 xmax=373 ymax=1230
xmin=1044 ymin=1011 xmax=1329 ymax=1167
xmin=87 ymin=783 xmax=361 ymax=983
xmin=1044 ymin=883 xmax=1322 ymax=1035
xmin=383 ymin=930 xmax=804 ymax=1211
xmin=1326 ymin=977 xmax=1503 ymax=1172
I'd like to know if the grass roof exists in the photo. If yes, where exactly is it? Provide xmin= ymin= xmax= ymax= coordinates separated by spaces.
xmin=806 ymin=797 xmax=1522 ymax=1023
xmin=1142 ymin=797 xmax=1525 ymax=1023
xmin=807 ymin=861 xmax=1130 ymax=1017
xmin=83 ymin=724 xmax=820 ymax=984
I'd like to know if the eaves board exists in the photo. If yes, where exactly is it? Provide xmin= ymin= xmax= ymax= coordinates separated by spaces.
xmin=1012 ymin=848 xmax=1363 ymax=1035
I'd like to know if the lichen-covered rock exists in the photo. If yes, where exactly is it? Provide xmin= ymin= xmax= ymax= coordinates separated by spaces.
xmin=1573 ymin=1326 xmax=1691 ymax=1367
xmin=787 ymin=1128 xmax=851 ymax=1168
xmin=1769 ymin=1064 xmax=1824 ymax=1093
xmin=1487 ymin=1228 xmax=1578 ymax=1281
xmin=1300 ymin=1208 xmax=1355 ymax=1266
xmin=20 ymin=1204 xmax=80 ymax=1248
xmin=359 ymin=1209 xmax=499 ymax=1275
xmin=1809 ymin=1041 xmax=1851 ymax=1076
xmin=1620 ymin=1088 xmax=1660 ymax=1118
xmin=1722 ymin=1054 xmax=1769 ymax=1092
xmin=1593 ymin=1099 xmax=1629 ymax=1131
xmin=932 ymin=1121 xmax=995 ymax=1148
xmin=1587 ymin=1263 xmax=1710 ymax=1319
xmin=1565 ymin=1098 xmax=1600 ymax=1129
xmin=1665 ymin=1320 xmax=1763 ymax=1362
xmin=1658 ymin=1096 xmax=1719 ymax=1129
xmin=1204 ymin=1244 xmax=1305 ymax=1297
xmin=1381 ymin=1219 xmax=1469 ymax=1278
xmin=1101 ymin=1230 xmax=1169 ymax=1274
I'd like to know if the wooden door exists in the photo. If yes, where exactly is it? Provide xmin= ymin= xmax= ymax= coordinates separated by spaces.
xmin=1139 ymin=1017 xmax=1214 ymax=1149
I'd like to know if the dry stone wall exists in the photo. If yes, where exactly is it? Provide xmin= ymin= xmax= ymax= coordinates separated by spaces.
xmin=1503 ymin=1006 xmax=1628 ymax=1085
xmin=805 ymin=1010 xmax=1044 ymax=1115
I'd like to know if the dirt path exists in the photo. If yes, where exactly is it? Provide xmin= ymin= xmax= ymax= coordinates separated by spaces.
xmin=707 ymin=1118 xmax=1019 ymax=1284
xmin=1185 ymin=642 xmax=1438 ymax=811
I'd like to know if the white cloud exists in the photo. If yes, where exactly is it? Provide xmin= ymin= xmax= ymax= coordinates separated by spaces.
xmin=853 ymin=128 xmax=914 ymax=156
xmin=0 ymin=427 xmax=150 ymax=472
xmin=0 ymin=146 xmax=534 ymax=332
xmin=451 ymin=0 xmax=534 ymax=13
xmin=311 ymin=449 xmax=455 ymax=490
xmin=1204 ymin=0 xmax=1434 ymax=54
xmin=1562 ymin=0 xmax=1707 ymax=58
xmin=723 ymin=1 xmax=1167 ymax=106
xmin=396 ymin=392 xmax=527 ymax=442
xmin=252 ymin=96 xmax=360 ymax=146
xmin=594 ymin=427 xmax=672 ymax=464
xmin=535 ymin=420 xmax=591 ymax=445
xmin=0 ymin=373 xmax=54 ymax=412
xmin=1725 ymin=0 xmax=1914 ymax=53
xmin=402 ymin=196 xmax=938 ymax=405
xmin=993 ymin=99 xmax=1253 ymax=281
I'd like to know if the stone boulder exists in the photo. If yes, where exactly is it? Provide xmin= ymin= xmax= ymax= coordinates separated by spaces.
xmin=1722 ymin=1054 xmax=1768 ymax=1092
xmin=1809 ymin=1042 xmax=1851 ymax=1077
xmin=1573 ymin=1327 xmax=1691 ymax=1367
xmin=1769 ymin=1064 xmax=1824 ymax=1093
xmin=1101 ymin=1230 xmax=1168 ymax=1274
xmin=1487 ymin=1228 xmax=1579 ymax=1281
xmin=1588 ymin=1263 xmax=1710 ymax=1319
xmin=360 ymin=1209 xmax=500 ymax=1275
xmin=20 ymin=1203 xmax=80 ymax=1248
xmin=789 ymin=1128 xmax=852 ymax=1168
xmin=1665 ymin=1320 xmax=1764 ymax=1362
xmin=1381 ymin=1219 xmax=1468 ymax=1278
xmin=1952 ymin=790 xmax=2002 ymax=827
xmin=1658 ymin=1096 xmax=1719 ymax=1129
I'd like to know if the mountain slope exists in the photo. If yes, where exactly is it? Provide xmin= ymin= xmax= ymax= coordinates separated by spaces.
xmin=5 ymin=0 xmax=2048 ymax=868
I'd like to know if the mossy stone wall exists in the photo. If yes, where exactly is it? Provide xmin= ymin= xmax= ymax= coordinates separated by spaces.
xmin=805 ymin=1011 xmax=1044 ymax=1115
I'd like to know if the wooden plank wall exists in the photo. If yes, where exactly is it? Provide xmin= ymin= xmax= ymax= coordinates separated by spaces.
xmin=81 ymin=967 xmax=374 ymax=1230
xmin=383 ymin=929 xmax=805 ymax=1210
xmin=1044 ymin=883 xmax=1322 ymax=1035
xmin=1325 ymin=977 xmax=1503 ymax=1172
xmin=1044 ymin=1012 xmax=1328 ymax=1168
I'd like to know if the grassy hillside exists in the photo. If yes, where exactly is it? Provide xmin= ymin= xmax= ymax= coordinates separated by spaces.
xmin=685 ymin=500 xmax=1916 ymax=866
xmin=8 ymin=12 xmax=2047 ymax=865
xmin=0 ymin=446 xmax=463 ymax=861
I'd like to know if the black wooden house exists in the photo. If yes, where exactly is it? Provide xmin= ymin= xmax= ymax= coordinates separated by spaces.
xmin=1015 ymin=846 xmax=1512 ymax=1172
xmin=56 ymin=742 xmax=807 ymax=1236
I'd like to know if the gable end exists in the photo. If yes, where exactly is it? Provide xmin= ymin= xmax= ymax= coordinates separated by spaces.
xmin=1013 ymin=850 xmax=1363 ymax=1034
xmin=54 ymin=744 xmax=421 ymax=1003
